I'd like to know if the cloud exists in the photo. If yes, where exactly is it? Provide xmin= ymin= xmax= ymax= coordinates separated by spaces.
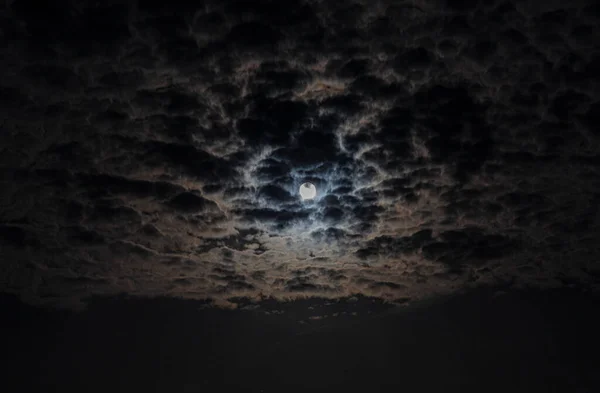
xmin=1 ymin=0 xmax=599 ymax=309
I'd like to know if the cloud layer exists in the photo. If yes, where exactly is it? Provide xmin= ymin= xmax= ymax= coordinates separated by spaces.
xmin=1 ymin=0 xmax=600 ymax=308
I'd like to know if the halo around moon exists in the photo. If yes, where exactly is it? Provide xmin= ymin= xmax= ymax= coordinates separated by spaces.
xmin=299 ymin=182 xmax=317 ymax=200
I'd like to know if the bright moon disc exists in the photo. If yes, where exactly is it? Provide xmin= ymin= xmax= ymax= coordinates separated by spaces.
xmin=299 ymin=182 xmax=317 ymax=200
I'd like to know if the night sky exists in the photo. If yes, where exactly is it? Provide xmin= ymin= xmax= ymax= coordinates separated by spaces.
xmin=1 ymin=0 xmax=600 ymax=391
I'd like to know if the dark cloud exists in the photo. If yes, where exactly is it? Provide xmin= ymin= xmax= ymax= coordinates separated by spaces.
xmin=0 ymin=225 xmax=38 ymax=249
xmin=0 ymin=0 xmax=599 ymax=308
xmin=423 ymin=229 xmax=518 ymax=270
xmin=166 ymin=192 xmax=216 ymax=212
xmin=356 ymin=230 xmax=434 ymax=260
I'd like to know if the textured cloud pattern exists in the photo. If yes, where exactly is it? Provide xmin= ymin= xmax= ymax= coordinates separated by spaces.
xmin=1 ymin=0 xmax=600 ymax=308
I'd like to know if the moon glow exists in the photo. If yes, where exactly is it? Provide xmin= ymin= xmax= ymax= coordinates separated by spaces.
xmin=299 ymin=182 xmax=317 ymax=200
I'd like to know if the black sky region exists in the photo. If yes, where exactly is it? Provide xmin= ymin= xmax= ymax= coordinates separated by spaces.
xmin=1 ymin=0 xmax=600 ymax=391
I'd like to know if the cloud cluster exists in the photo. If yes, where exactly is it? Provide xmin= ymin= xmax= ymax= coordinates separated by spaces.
xmin=1 ymin=0 xmax=599 ymax=308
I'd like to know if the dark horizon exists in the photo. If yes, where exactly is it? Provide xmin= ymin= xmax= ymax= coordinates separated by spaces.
xmin=4 ymin=287 xmax=600 ymax=392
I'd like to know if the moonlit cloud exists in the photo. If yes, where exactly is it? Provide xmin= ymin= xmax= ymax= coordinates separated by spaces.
xmin=0 ymin=0 xmax=599 ymax=309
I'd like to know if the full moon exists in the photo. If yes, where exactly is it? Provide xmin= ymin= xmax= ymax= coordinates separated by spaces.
xmin=299 ymin=182 xmax=317 ymax=200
